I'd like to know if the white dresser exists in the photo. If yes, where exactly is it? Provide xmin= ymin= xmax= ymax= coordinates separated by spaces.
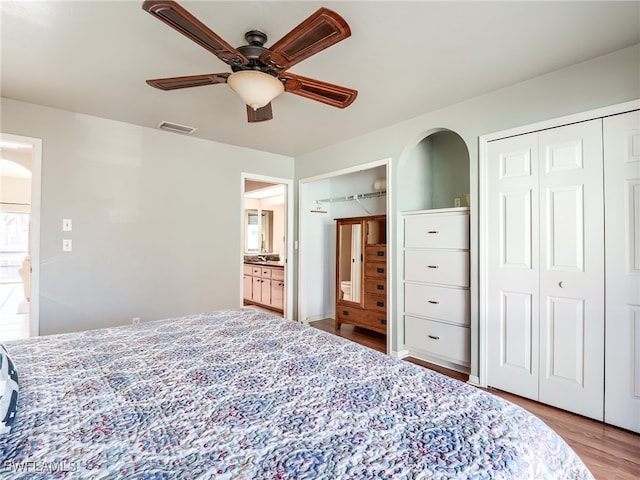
xmin=402 ymin=207 xmax=470 ymax=373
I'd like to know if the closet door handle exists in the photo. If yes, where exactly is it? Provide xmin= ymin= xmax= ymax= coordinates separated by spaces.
xmin=428 ymin=335 xmax=440 ymax=340
xmin=427 ymin=230 xmax=439 ymax=234
xmin=427 ymin=265 xmax=439 ymax=269
xmin=428 ymin=300 xmax=439 ymax=304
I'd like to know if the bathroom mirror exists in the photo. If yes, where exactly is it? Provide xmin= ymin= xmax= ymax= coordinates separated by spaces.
xmin=337 ymin=222 xmax=362 ymax=303
xmin=245 ymin=209 xmax=273 ymax=253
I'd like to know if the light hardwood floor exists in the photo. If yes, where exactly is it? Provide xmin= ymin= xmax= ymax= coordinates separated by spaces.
xmin=309 ymin=319 xmax=640 ymax=480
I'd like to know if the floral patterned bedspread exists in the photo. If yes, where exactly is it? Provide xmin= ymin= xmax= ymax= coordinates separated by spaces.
xmin=1 ymin=308 xmax=593 ymax=479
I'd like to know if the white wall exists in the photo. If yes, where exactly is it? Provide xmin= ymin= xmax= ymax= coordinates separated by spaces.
xmin=294 ymin=44 xmax=640 ymax=374
xmin=0 ymin=98 xmax=294 ymax=335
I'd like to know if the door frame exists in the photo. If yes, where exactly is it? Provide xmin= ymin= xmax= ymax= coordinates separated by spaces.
xmin=477 ymin=99 xmax=640 ymax=387
xmin=0 ymin=132 xmax=42 ymax=337
xmin=240 ymin=173 xmax=294 ymax=320
xmin=297 ymin=157 xmax=392 ymax=346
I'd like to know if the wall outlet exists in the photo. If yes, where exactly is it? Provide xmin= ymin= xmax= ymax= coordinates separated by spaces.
xmin=62 ymin=239 xmax=72 ymax=252
xmin=62 ymin=219 xmax=72 ymax=231
xmin=454 ymin=197 xmax=461 ymax=208
xmin=132 ymin=317 xmax=140 ymax=325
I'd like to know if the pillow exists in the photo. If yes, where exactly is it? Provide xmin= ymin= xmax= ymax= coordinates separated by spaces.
xmin=0 ymin=344 xmax=19 ymax=434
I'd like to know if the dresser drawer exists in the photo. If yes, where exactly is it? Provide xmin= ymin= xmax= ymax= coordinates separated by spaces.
xmin=404 ymin=315 xmax=470 ymax=365
xmin=365 ymin=245 xmax=387 ymax=262
xmin=364 ymin=278 xmax=386 ymax=295
xmin=404 ymin=250 xmax=469 ymax=287
xmin=252 ymin=266 xmax=262 ymax=276
xmin=337 ymin=305 xmax=387 ymax=334
xmin=243 ymin=264 xmax=254 ymax=275
xmin=405 ymin=213 xmax=469 ymax=249
xmin=364 ymin=294 xmax=387 ymax=313
xmin=364 ymin=262 xmax=387 ymax=279
xmin=404 ymin=283 xmax=470 ymax=325
xmin=261 ymin=267 xmax=272 ymax=278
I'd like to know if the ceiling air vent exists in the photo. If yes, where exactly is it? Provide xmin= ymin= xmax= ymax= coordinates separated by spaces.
xmin=157 ymin=121 xmax=197 ymax=135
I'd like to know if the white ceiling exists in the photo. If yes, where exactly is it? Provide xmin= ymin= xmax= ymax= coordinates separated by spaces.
xmin=1 ymin=1 xmax=638 ymax=157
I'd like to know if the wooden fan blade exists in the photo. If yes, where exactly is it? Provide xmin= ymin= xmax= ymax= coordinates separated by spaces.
xmin=146 ymin=73 xmax=230 ymax=90
xmin=247 ymin=104 xmax=273 ymax=123
xmin=283 ymin=73 xmax=357 ymax=109
xmin=260 ymin=7 xmax=351 ymax=73
xmin=142 ymin=0 xmax=248 ymax=67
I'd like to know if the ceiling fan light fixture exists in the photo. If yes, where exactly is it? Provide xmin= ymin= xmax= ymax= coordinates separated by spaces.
xmin=227 ymin=70 xmax=284 ymax=110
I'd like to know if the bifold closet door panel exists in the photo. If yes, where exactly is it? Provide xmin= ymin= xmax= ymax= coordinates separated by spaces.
xmin=604 ymin=110 xmax=640 ymax=433
xmin=485 ymin=132 xmax=540 ymax=401
xmin=537 ymin=119 xmax=604 ymax=421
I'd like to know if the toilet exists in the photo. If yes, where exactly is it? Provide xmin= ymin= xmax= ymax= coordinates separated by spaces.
xmin=340 ymin=281 xmax=352 ymax=301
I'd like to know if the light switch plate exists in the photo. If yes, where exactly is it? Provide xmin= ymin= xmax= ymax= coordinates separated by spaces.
xmin=63 ymin=219 xmax=72 ymax=231
xmin=62 ymin=239 xmax=72 ymax=252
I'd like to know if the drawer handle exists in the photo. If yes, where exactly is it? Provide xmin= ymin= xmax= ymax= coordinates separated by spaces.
xmin=376 ymin=301 xmax=384 ymax=307
xmin=377 ymin=267 xmax=385 ymax=273
xmin=376 ymin=284 xmax=384 ymax=290
xmin=428 ymin=335 xmax=440 ymax=340
xmin=427 ymin=265 xmax=439 ymax=269
xmin=380 ymin=319 xmax=387 ymax=325
xmin=427 ymin=230 xmax=439 ymax=234
xmin=428 ymin=300 xmax=439 ymax=304
xmin=342 ymin=310 xmax=349 ymax=316
xmin=377 ymin=251 xmax=385 ymax=256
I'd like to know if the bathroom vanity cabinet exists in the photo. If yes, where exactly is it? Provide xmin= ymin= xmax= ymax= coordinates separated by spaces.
xmin=243 ymin=264 xmax=284 ymax=313
xmin=335 ymin=215 xmax=387 ymax=335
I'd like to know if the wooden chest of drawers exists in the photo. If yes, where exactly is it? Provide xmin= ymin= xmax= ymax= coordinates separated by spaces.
xmin=335 ymin=215 xmax=387 ymax=335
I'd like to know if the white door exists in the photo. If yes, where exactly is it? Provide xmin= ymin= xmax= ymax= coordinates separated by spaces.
xmin=486 ymin=120 xmax=605 ymax=420
xmin=486 ymin=132 xmax=540 ymax=400
xmin=604 ymin=110 xmax=640 ymax=433
xmin=537 ymin=120 xmax=604 ymax=420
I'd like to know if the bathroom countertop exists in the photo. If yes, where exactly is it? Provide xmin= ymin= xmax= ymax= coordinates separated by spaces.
xmin=244 ymin=260 xmax=284 ymax=267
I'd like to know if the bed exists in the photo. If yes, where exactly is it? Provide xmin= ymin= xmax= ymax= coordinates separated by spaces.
xmin=1 ymin=308 xmax=594 ymax=479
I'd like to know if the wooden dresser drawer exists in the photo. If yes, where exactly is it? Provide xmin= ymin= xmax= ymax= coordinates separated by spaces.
xmin=404 ymin=283 xmax=470 ymax=326
xmin=404 ymin=250 xmax=470 ymax=287
xmin=364 ymin=262 xmax=387 ymax=279
xmin=243 ymin=264 xmax=254 ymax=275
xmin=336 ymin=305 xmax=387 ymax=334
xmin=404 ymin=315 xmax=470 ymax=365
xmin=365 ymin=245 xmax=387 ymax=262
xmin=364 ymin=294 xmax=387 ymax=313
xmin=405 ymin=213 xmax=469 ymax=249
xmin=252 ymin=266 xmax=262 ymax=276
xmin=364 ymin=278 xmax=386 ymax=295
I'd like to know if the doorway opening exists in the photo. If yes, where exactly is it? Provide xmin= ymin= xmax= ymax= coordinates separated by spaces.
xmin=241 ymin=174 xmax=293 ymax=319
xmin=0 ymin=133 xmax=41 ymax=339
xmin=297 ymin=158 xmax=390 ymax=349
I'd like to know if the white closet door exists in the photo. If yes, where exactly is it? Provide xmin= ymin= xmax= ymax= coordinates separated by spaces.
xmin=537 ymin=119 xmax=604 ymax=420
xmin=604 ymin=110 xmax=640 ymax=433
xmin=486 ymin=133 xmax=540 ymax=400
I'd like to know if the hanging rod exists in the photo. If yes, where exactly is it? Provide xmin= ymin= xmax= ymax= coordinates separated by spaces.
xmin=316 ymin=191 xmax=386 ymax=204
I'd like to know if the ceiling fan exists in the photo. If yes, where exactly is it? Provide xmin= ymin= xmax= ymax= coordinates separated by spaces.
xmin=142 ymin=0 xmax=358 ymax=122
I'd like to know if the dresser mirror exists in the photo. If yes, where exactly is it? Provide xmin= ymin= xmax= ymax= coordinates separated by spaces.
xmin=337 ymin=222 xmax=362 ymax=303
